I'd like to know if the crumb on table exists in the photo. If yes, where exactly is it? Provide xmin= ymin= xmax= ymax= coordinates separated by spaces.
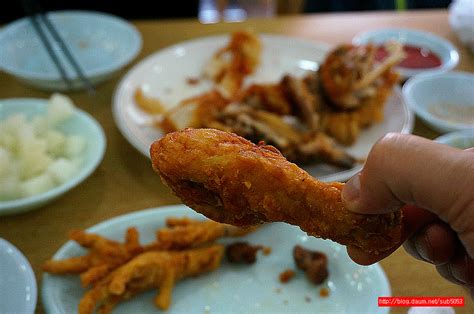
xmin=319 ymin=287 xmax=330 ymax=297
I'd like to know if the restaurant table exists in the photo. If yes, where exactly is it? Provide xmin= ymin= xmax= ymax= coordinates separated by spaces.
xmin=1 ymin=9 xmax=473 ymax=313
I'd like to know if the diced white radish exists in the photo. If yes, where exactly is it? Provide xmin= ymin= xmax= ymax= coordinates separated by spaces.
xmin=21 ymin=173 xmax=55 ymax=197
xmin=0 ymin=173 xmax=21 ymax=200
xmin=64 ymin=135 xmax=87 ymax=158
xmin=48 ymin=93 xmax=75 ymax=125
xmin=47 ymin=158 xmax=78 ymax=184
xmin=45 ymin=130 xmax=66 ymax=157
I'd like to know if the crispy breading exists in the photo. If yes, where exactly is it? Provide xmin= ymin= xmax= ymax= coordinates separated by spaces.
xmin=78 ymin=245 xmax=224 ymax=314
xmin=151 ymin=128 xmax=402 ymax=254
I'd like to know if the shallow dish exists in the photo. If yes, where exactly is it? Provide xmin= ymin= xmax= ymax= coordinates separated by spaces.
xmin=42 ymin=204 xmax=391 ymax=313
xmin=434 ymin=129 xmax=474 ymax=149
xmin=0 ymin=98 xmax=106 ymax=215
xmin=0 ymin=11 xmax=142 ymax=91
xmin=113 ymin=34 xmax=413 ymax=183
xmin=0 ymin=238 xmax=37 ymax=314
xmin=402 ymin=71 xmax=474 ymax=133
xmin=353 ymin=28 xmax=459 ymax=79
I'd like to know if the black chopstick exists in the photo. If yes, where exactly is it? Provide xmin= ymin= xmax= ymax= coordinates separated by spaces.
xmin=38 ymin=12 xmax=95 ymax=94
xmin=20 ymin=0 xmax=95 ymax=94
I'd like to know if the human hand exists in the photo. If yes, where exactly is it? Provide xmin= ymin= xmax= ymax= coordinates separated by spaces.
xmin=341 ymin=133 xmax=474 ymax=294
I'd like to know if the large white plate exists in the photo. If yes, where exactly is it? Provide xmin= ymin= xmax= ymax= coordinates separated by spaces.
xmin=113 ymin=34 xmax=413 ymax=182
xmin=42 ymin=205 xmax=390 ymax=313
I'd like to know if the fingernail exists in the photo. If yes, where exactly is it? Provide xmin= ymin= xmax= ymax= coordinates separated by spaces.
xmin=414 ymin=233 xmax=434 ymax=263
xmin=342 ymin=174 xmax=361 ymax=202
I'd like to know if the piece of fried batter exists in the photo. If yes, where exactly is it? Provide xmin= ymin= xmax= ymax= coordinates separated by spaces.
xmin=151 ymin=128 xmax=402 ymax=254
xmin=78 ymin=244 xmax=224 ymax=314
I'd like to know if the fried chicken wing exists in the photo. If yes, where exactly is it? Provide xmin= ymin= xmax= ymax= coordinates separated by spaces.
xmin=151 ymin=128 xmax=402 ymax=254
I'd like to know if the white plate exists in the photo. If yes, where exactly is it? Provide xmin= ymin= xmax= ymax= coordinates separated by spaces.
xmin=42 ymin=205 xmax=390 ymax=313
xmin=0 ymin=98 xmax=106 ymax=215
xmin=113 ymin=34 xmax=413 ymax=182
xmin=0 ymin=238 xmax=37 ymax=314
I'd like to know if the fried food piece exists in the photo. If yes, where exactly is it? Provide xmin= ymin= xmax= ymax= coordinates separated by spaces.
xmin=150 ymin=128 xmax=402 ymax=254
xmin=134 ymin=88 xmax=166 ymax=115
xmin=279 ymin=269 xmax=295 ymax=283
xmin=293 ymin=245 xmax=328 ymax=284
xmin=226 ymin=242 xmax=263 ymax=264
xmin=156 ymin=220 xmax=255 ymax=250
xmin=42 ymin=228 xmax=144 ymax=287
xmin=158 ymin=90 xmax=229 ymax=133
xmin=319 ymin=43 xmax=403 ymax=110
xmin=203 ymin=30 xmax=262 ymax=99
xmin=78 ymin=245 xmax=224 ymax=314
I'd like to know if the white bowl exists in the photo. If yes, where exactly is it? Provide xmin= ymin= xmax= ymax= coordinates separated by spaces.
xmin=353 ymin=28 xmax=459 ymax=79
xmin=0 ymin=98 xmax=106 ymax=215
xmin=0 ymin=238 xmax=37 ymax=314
xmin=434 ymin=130 xmax=474 ymax=149
xmin=0 ymin=11 xmax=142 ymax=91
xmin=402 ymin=71 xmax=474 ymax=133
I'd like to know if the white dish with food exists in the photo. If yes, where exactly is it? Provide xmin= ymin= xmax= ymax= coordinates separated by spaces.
xmin=0 ymin=238 xmax=37 ymax=314
xmin=0 ymin=96 xmax=106 ymax=215
xmin=113 ymin=34 xmax=413 ymax=183
xmin=402 ymin=71 xmax=474 ymax=133
xmin=42 ymin=204 xmax=390 ymax=314
xmin=0 ymin=11 xmax=142 ymax=91
xmin=353 ymin=28 xmax=459 ymax=79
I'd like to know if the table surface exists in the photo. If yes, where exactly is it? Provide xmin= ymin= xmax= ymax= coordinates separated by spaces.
xmin=1 ymin=9 xmax=473 ymax=313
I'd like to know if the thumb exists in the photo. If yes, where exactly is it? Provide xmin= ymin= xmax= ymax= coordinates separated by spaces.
xmin=341 ymin=133 xmax=474 ymax=256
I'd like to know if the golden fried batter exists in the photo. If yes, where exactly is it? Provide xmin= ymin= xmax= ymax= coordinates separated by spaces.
xmin=78 ymin=245 xmax=224 ymax=314
xmin=151 ymin=128 xmax=402 ymax=254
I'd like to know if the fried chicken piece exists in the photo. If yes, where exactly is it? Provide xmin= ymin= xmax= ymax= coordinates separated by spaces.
xmin=226 ymin=242 xmax=263 ymax=264
xmin=203 ymin=30 xmax=261 ymax=99
xmin=150 ymin=128 xmax=402 ymax=254
xmin=78 ymin=245 xmax=224 ymax=314
xmin=42 ymin=228 xmax=144 ymax=287
xmin=319 ymin=43 xmax=403 ymax=110
xmin=293 ymin=245 xmax=328 ymax=284
xmin=155 ymin=220 xmax=255 ymax=250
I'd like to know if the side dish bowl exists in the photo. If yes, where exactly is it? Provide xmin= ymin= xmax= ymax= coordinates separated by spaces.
xmin=402 ymin=71 xmax=474 ymax=133
xmin=0 ymin=11 xmax=142 ymax=91
xmin=0 ymin=98 xmax=106 ymax=215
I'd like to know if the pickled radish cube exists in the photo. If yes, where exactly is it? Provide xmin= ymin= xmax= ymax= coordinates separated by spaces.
xmin=47 ymin=158 xmax=78 ymax=184
xmin=64 ymin=135 xmax=86 ymax=158
xmin=48 ymin=93 xmax=75 ymax=125
xmin=21 ymin=173 xmax=55 ymax=197
xmin=45 ymin=130 xmax=67 ymax=157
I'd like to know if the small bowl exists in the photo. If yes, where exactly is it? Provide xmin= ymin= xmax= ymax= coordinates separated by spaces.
xmin=0 ymin=238 xmax=37 ymax=314
xmin=434 ymin=130 xmax=474 ymax=149
xmin=0 ymin=11 xmax=142 ymax=91
xmin=353 ymin=28 xmax=459 ymax=79
xmin=402 ymin=71 xmax=474 ymax=133
xmin=0 ymin=98 xmax=106 ymax=215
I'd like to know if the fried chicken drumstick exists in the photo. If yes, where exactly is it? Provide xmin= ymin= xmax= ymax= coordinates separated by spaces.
xmin=151 ymin=128 xmax=402 ymax=254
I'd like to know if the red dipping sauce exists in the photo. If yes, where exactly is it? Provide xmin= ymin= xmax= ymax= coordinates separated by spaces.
xmin=375 ymin=44 xmax=442 ymax=69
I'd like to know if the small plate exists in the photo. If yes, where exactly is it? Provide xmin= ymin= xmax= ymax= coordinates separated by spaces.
xmin=42 ymin=205 xmax=391 ymax=313
xmin=0 ymin=11 xmax=142 ymax=91
xmin=113 ymin=34 xmax=413 ymax=182
xmin=0 ymin=98 xmax=106 ymax=215
xmin=402 ymin=71 xmax=474 ymax=133
xmin=353 ymin=28 xmax=459 ymax=79
xmin=0 ymin=238 xmax=37 ymax=314
xmin=435 ymin=130 xmax=474 ymax=149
